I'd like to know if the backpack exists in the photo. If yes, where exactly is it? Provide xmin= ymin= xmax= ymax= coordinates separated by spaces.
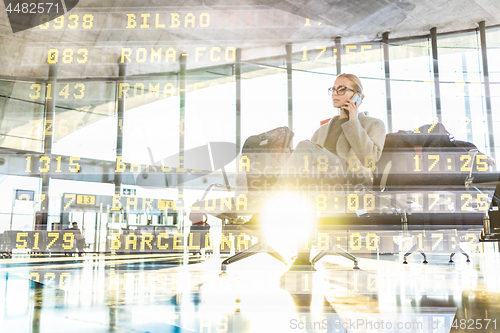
xmin=241 ymin=126 xmax=294 ymax=189
xmin=384 ymin=123 xmax=453 ymax=150
xmin=242 ymin=126 xmax=294 ymax=152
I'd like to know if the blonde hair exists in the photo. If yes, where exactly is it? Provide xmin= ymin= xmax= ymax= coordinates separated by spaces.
xmin=337 ymin=73 xmax=365 ymax=100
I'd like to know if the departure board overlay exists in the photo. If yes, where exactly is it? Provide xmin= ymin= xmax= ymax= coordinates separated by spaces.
xmin=6 ymin=151 xmax=494 ymax=177
xmin=19 ymin=41 xmax=376 ymax=76
xmin=1 ymin=2 xmax=498 ymax=248
xmin=11 ymin=4 xmax=382 ymax=76
xmin=31 ymin=8 xmax=327 ymax=32
xmin=3 ymin=228 xmax=482 ymax=255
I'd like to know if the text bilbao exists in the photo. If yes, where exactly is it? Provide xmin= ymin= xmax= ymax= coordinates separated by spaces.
xmin=38 ymin=12 xmax=210 ymax=31
xmin=35 ymin=10 xmax=326 ymax=31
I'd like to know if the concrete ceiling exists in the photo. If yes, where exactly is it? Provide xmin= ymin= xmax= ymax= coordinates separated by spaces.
xmin=257 ymin=0 xmax=500 ymax=39
xmin=0 ymin=0 xmax=499 ymax=79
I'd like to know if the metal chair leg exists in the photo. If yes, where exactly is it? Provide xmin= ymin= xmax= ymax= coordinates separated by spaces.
xmin=311 ymin=237 xmax=359 ymax=270
xmin=420 ymin=250 xmax=428 ymax=264
xmin=403 ymin=243 xmax=418 ymax=264
xmin=220 ymin=242 xmax=286 ymax=276
xmin=449 ymin=244 xmax=470 ymax=263
xmin=311 ymin=247 xmax=331 ymax=265
xmin=334 ymin=245 xmax=359 ymax=269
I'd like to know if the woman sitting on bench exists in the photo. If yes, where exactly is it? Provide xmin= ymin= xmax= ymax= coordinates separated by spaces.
xmin=312 ymin=73 xmax=386 ymax=171
xmin=278 ymin=74 xmax=386 ymax=187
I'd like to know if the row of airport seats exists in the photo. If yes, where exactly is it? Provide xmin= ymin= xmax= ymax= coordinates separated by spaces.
xmin=190 ymin=123 xmax=499 ymax=274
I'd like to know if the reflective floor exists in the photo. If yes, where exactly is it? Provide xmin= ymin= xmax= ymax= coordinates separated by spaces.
xmin=1 ymin=250 xmax=500 ymax=333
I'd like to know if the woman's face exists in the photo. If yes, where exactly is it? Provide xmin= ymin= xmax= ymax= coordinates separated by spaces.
xmin=331 ymin=76 xmax=357 ymax=109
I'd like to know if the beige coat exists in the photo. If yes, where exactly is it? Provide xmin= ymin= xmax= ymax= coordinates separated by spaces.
xmin=311 ymin=113 xmax=386 ymax=172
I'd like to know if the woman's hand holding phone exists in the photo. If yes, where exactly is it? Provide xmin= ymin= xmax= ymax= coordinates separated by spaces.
xmin=342 ymin=93 xmax=362 ymax=119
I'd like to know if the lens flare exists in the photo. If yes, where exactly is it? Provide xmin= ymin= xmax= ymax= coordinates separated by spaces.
xmin=260 ymin=193 xmax=317 ymax=263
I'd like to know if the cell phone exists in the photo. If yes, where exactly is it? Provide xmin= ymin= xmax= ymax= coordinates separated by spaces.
xmin=342 ymin=93 xmax=362 ymax=117
xmin=351 ymin=93 xmax=362 ymax=106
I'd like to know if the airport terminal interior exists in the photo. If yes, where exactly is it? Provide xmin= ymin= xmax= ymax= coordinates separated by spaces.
xmin=1 ymin=0 xmax=500 ymax=332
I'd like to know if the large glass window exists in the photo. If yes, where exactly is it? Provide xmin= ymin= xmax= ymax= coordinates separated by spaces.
xmin=0 ymin=175 xmax=40 ymax=233
xmin=490 ymin=83 xmax=500 ymax=161
xmin=2 ymin=18 xmax=500 ymax=236
xmin=52 ymin=81 xmax=117 ymax=160
xmin=342 ymin=43 xmax=387 ymax=127
xmin=184 ymin=68 xmax=236 ymax=198
xmin=47 ymin=179 xmax=114 ymax=233
xmin=122 ymin=76 xmax=180 ymax=166
xmin=185 ymin=68 xmax=236 ymax=170
xmin=240 ymin=60 xmax=288 ymax=143
xmin=438 ymin=32 xmax=486 ymax=150
xmin=487 ymin=27 xmax=500 ymax=160
xmin=486 ymin=27 xmax=500 ymax=82
xmin=291 ymin=43 xmax=336 ymax=143
xmin=0 ymin=81 xmax=45 ymax=152
xmin=292 ymin=69 xmax=335 ymax=143
xmin=388 ymin=39 xmax=435 ymax=132
xmin=292 ymin=42 xmax=387 ymax=140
